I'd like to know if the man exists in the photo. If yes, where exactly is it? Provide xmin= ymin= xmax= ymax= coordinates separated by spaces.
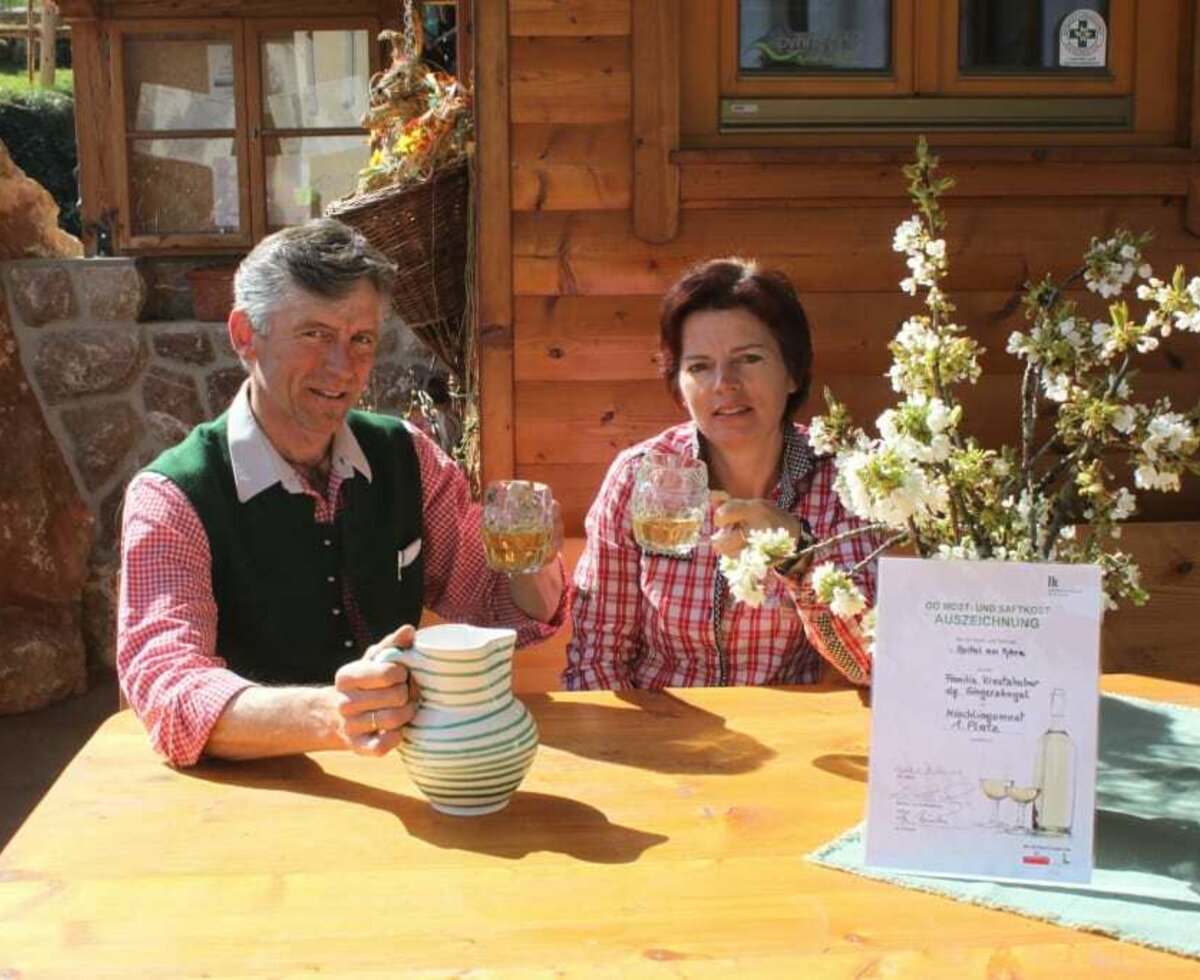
xmin=118 ymin=219 xmax=566 ymax=767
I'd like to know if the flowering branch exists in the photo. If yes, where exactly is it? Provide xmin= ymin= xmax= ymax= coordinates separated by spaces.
xmin=800 ymin=137 xmax=1200 ymax=615
xmin=722 ymin=139 xmax=1200 ymax=623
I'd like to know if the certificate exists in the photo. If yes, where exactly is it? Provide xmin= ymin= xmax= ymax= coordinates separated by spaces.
xmin=864 ymin=556 xmax=1102 ymax=884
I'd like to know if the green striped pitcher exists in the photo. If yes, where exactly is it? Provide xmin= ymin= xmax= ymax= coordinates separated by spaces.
xmin=383 ymin=624 xmax=538 ymax=816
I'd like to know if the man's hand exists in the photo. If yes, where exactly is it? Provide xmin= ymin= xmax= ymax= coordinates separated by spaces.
xmin=333 ymin=624 xmax=418 ymax=756
xmin=710 ymin=494 xmax=805 ymax=560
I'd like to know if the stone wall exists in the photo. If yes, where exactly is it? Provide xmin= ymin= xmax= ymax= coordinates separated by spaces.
xmin=2 ymin=255 xmax=446 ymax=673
xmin=0 ymin=139 xmax=91 ymax=714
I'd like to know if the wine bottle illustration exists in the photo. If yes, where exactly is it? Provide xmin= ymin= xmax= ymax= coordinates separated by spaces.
xmin=1033 ymin=688 xmax=1076 ymax=836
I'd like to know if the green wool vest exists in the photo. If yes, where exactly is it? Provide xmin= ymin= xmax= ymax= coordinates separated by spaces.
xmin=145 ymin=411 xmax=425 ymax=684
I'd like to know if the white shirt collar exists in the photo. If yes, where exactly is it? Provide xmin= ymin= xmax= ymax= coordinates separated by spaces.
xmin=226 ymin=381 xmax=373 ymax=502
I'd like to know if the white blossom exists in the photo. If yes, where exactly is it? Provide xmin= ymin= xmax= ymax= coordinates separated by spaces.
xmin=1110 ymin=487 xmax=1137 ymax=521
xmin=811 ymin=562 xmax=867 ymax=619
xmin=1111 ymin=405 xmax=1137 ymax=434
xmin=837 ymin=445 xmax=948 ymax=530
xmin=1134 ymin=463 xmax=1181 ymax=492
xmin=892 ymin=217 xmax=923 ymax=254
xmin=1042 ymin=373 xmax=1071 ymax=403
xmin=718 ymin=527 xmax=797 ymax=609
xmin=808 ymin=416 xmax=837 ymax=456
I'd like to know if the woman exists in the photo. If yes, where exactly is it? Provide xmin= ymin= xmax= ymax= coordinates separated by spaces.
xmin=564 ymin=257 xmax=882 ymax=690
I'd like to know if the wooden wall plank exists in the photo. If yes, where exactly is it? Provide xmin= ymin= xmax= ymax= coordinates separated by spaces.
xmin=510 ymin=37 xmax=630 ymax=123
xmin=517 ymin=372 xmax=1200 ymax=534
xmin=1102 ymin=522 xmax=1200 ymax=680
xmin=632 ymin=0 xmax=679 ymax=242
xmin=514 ymin=204 xmax=1200 ymax=260
xmin=476 ymin=0 xmax=515 ymax=484
xmin=514 ymin=374 xmax=1200 ymax=462
xmin=1131 ymin=0 xmax=1187 ymax=140
xmin=55 ymin=0 xmax=97 ymax=16
xmin=513 ymin=292 xmax=1200 ymax=382
xmin=95 ymin=0 xmax=385 ymax=17
xmin=513 ymin=250 xmax=1200 ymax=298
xmin=682 ymin=162 xmax=1194 ymax=205
xmin=511 ymin=123 xmax=630 ymax=211
xmin=510 ymin=200 xmax=1200 ymax=296
xmin=514 ymin=376 xmax=1026 ymax=464
xmin=509 ymin=0 xmax=629 ymax=36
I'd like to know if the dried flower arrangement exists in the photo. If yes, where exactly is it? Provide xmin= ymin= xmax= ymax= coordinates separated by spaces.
xmin=326 ymin=0 xmax=478 ymax=491
xmin=356 ymin=18 xmax=473 ymax=194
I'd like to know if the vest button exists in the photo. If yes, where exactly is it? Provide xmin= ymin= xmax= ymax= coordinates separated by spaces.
xmin=323 ymin=539 xmax=332 ymax=547
xmin=332 ymin=608 xmax=342 ymax=616
xmin=343 ymin=639 xmax=353 ymax=648
xmin=327 ymin=575 xmax=335 ymax=583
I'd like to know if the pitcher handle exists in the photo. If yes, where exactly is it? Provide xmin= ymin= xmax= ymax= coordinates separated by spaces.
xmin=367 ymin=640 xmax=422 ymax=699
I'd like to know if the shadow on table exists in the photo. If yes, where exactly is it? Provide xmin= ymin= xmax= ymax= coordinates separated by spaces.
xmin=186 ymin=757 xmax=668 ymax=865
xmin=523 ymin=690 xmax=775 ymax=775
xmin=811 ymin=753 xmax=869 ymax=783
xmin=1096 ymin=809 xmax=1200 ymax=898
xmin=1094 ymin=694 xmax=1200 ymax=896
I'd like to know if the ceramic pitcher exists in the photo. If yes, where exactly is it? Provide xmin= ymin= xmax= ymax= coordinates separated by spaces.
xmin=382 ymin=623 xmax=538 ymax=816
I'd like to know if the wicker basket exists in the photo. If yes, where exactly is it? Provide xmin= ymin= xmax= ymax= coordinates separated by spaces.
xmin=325 ymin=160 xmax=470 ymax=378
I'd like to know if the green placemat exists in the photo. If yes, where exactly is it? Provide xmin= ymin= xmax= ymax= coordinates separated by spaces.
xmin=807 ymin=693 xmax=1200 ymax=960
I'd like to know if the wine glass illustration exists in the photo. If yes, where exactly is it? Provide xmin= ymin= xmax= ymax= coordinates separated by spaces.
xmin=1006 ymin=783 xmax=1040 ymax=833
xmin=979 ymin=775 xmax=1013 ymax=828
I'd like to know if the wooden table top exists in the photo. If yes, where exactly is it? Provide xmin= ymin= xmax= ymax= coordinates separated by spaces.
xmin=1 ymin=675 xmax=1197 ymax=977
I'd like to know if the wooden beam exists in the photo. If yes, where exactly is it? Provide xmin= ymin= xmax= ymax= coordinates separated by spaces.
xmin=1187 ymin=0 xmax=1200 ymax=235
xmin=1102 ymin=521 xmax=1200 ymax=681
xmin=53 ymin=0 xmax=97 ymax=17
xmin=39 ymin=2 xmax=58 ymax=88
xmin=631 ymin=0 xmax=679 ymax=243
xmin=475 ymin=0 xmax=515 ymax=485
xmin=70 ymin=18 xmax=114 ymax=255
xmin=1188 ymin=170 xmax=1200 ymax=237
xmin=1189 ymin=0 xmax=1200 ymax=148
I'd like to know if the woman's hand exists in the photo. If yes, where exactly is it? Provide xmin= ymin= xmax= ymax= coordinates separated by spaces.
xmin=710 ymin=493 xmax=805 ymax=560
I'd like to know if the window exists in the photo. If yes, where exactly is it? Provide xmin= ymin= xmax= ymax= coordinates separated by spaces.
xmin=738 ymin=0 xmax=892 ymax=75
xmin=714 ymin=0 xmax=1136 ymax=132
xmin=110 ymin=19 xmax=381 ymax=251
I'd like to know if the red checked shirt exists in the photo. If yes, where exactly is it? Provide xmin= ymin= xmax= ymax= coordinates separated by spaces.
xmin=564 ymin=422 xmax=882 ymax=691
xmin=118 ymin=384 xmax=566 ymax=766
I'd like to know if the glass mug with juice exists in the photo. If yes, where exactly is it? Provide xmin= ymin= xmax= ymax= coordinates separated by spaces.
xmin=482 ymin=480 xmax=554 ymax=574
xmin=630 ymin=454 xmax=708 ymax=557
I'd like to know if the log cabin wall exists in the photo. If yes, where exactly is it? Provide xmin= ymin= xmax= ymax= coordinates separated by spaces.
xmin=485 ymin=0 xmax=1200 ymax=537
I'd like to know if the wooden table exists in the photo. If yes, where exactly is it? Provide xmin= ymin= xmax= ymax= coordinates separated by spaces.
xmin=1 ymin=676 xmax=1197 ymax=977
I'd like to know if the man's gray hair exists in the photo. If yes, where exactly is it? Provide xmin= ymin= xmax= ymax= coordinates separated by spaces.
xmin=233 ymin=218 xmax=396 ymax=335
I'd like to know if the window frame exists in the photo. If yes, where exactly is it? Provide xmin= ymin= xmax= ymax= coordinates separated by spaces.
xmin=245 ymin=18 xmax=383 ymax=242
xmin=938 ymin=0 xmax=1134 ymax=97
xmin=109 ymin=19 xmax=253 ymax=251
xmin=721 ymin=0 xmax=916 ymax=98
xmin=711 ymin=0 xmax=1139 ymax=135
xmin=107 ymin=16 xmax=382 ymax=253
